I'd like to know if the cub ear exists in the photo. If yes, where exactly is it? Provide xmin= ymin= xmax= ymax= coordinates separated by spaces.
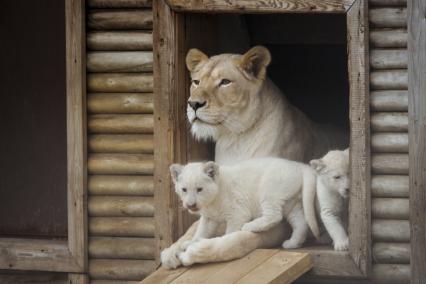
xmin=170 ymin=164 xmax=184 ymax=184
xmin=203 ymin=161 xmax=219 ymax=179
xmin=186 ymin=49 xmax=208 ymax=72
xmin=240 ymin=46 xmax=271 ymax=80
xmin=343 ymin=148 xmax=350 ymax=156
xmin=310 ymin=159 xmax=325 ymax=173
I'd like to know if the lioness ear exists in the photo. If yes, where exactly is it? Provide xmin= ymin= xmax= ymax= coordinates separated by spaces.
xmin=186 ymin=49 xmax=208 ymax=72
xmin=240 ymin=46 xmax=271 ymax=80
xmin=170 ymin=164 xmax=184 ymax=184
xmin=310 ymin=159 xmax=325 ymax=173
xmin=203 ymin=161 xmax=219 ymax=179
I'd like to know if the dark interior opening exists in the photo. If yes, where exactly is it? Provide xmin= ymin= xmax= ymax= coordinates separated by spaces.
xmin=0 ymin=0 xmax=68 ymax=238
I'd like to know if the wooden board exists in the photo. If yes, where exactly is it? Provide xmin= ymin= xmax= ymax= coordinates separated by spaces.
xmin=140 ymin=249 xmax=312 ymax=284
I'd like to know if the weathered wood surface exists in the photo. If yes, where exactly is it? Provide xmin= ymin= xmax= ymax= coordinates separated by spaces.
xmin=371 ymin=133 xmax=408 ymax=153
xmin=371 ymin=112 xmax=408 ymax=132
xmin=68 ymin=273 xmax=89 ymax=284
xmin=370 ymin=49 xmax=407 ymax=69
xmin=88 ymin=175 xmax=154 ymax=196
xmin=89 ymin=134 xmax=153 ymax=153
xmin=369 ymin=0 xmax=407 ymax=6
xmin=372 ymin=198 xmax=409 ymax=219
xmin=92 ymin=281 xmax=139 ymax=284
xmin=88 ymin=73 xmax=153 ymax=93
xmin=372 ymin=154 xmax=409 ymax=174
xmin=371 ymin=175 xmax=409 ymax=198
xmin=370 ymin=90 xmax=408 ymax=111
xmin=372 ymin=220 xmax=410 ymax=242
xmin=89 ymin=259 xmax=156 ymax=280
xmin=88 ymin=0 xmax=152 ymax=8
xmin=89 ymin=217 xmax=155 ymax=237
xmin=88 ymin=11 xmax=152 ymax=30
xmin=88 ymin=114 xmax=153 ymax=134
xmin=370 ymin=29 xmax=407 ymax=48
xmin=369 ymin=8 xmax=407 ymax=28
xmin=373 ymin=243 xmax=410 ymax=264
xmin=372 ymin=264 xmax=410 ymax=284
xmin=89 ymin=237 xmax=155 ymax=259
xmin=87 ymin=52 xmax=153 ymax=73
xmin=88 ymin=93 xmax=153 ymax=114
xmin=370 ymin=70 xmax=408 ymax=90
xmin=87 ymin=32 xmax=153 ymax=51
xmin=88 ymin=153 xmax=154 ymax=175
xmin=88 ymin=196 xmax=154 ymax=217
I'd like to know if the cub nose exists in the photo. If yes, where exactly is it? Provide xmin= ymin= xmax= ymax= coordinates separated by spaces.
xmin=186 ymin=203 xmax=198 ymax=210
xmin=188 ymin=100 xmax=206 ymax=111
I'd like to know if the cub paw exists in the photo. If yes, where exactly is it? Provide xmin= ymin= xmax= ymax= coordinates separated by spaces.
xmin=161 ymin=247 xmax=182 ymax=269
xmin=181 ymin=240 xmax=195 ymax=251
xmin=241 ymin=222 xmax=262 ymax=233
xmin=334 ymin=238 xmax=349 ymax=251
xmin=177 ymin=251 xmax=194 ymax=267
xmin=282 ymin=239 xmax=302 ymax=249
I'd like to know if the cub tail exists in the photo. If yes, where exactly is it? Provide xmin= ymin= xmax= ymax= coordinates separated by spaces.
xmin=302 ymin=168 xmax=320 ymax=239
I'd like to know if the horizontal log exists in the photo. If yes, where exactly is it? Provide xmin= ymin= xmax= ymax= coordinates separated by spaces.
xmin=88 ymin=73 xmax=153 ymax=93
xmin=89 ymin=259 xmax=156 ymax=280
xmin=87 ymin=31 xmax=153 ymax=51
xmin=87 ymin=52 xmax=153 ymax=73
xmin=370 ymin=29 xmax=407 ymax=48
xmin=372 ymin=264 xmax=410 ymax=284
xmin=371 ymin=133 xmax=408 ymax=153
xmin=369 ymin=8 xmax=407 ymax=28
xmin=89 ymin=196 xmax=154 ymax=217
xmin=369 ymin=0 xmax=407 ymax=6
xmin=370 ymin=90 xmax=408 ymax=111
xmin=89 ymin=237 xmax=155 ymax=259
xmin=88 ymin=93 xmax=153 ymax=114
xmin=88 ymin=153 xmax=154 ymax=175
xmin=372 ymin=154 xmax=409 ymax=174
xmin=89 ymin=134 xmax=153 ymax=154
xmin=372 ymin=198 xmax=409 ymax=219
xmin=88 ymin=11 xmax=152 ymax=30
xmin=88 ymin=114 xmax=153 ymax=134
xmin=370 ymin=70 xmax=408 ymax=90
xmin=92 ymin=281 xmax=139 ymax=284
xmin=373 ymin=243 xmax=410 ymax=264
xmin=89 ymin=217 xmax=155 ymax=237
xmin=88 ymin=175 xmax=154 ymax=196
xmin=372 ymin=175 xmax=409 ymax=198
xmin=370 ymin=49 xmax=407 ymax=69
xmin=372 ymin=219 xmax=410 ymax=242
xmin=88 ymin=0 xmax=152 ymax=8
xmin=371 ymin=112 xmax=408 ymax=132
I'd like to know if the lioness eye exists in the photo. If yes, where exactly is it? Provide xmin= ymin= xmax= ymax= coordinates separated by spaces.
xmin=334 ymin=175 xmax=341 ymax=180
xmin=192 ymin=80 xmax=200 ymax=86
xmin=182 ymin=188 xmax=187 ymax=192
xmin=219 ymin=79 xmax=231 ymax=86
xmin=197 ymin=187 xmax=203 ymax=193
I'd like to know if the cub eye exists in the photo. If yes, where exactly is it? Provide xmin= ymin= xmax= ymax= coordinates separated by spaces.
xmin=219 ymin=79 xmax=231 ymax=86
xmin=333 ymin=175 xmax=341 ymax=180
xmin=182 ymin=188 xmax=187 ymax=192
xmin=192 ymin=80 xmax=200 ymax=86
xmin=197 ymin=187 xmax=203 ymax=193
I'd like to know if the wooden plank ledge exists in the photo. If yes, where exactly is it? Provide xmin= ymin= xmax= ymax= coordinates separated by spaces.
xmin=140 ymin=249 xmax=312 ymax=284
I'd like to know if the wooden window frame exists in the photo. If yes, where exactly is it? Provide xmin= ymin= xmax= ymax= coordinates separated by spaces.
xmin=154 ymin=0 xmax=370 ymax=278
xmin=0 ymin=0 xmax=87 ymax=280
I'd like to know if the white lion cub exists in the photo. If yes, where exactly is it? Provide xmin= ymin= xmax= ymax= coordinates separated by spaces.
xmin=310 ymin=149 xmax=350 ymax=251
xmin=169 ymin=157 xmax=320 ymax=251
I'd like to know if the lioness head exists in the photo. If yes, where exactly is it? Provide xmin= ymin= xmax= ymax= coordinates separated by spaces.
xmin=170 ymin=161 xmax=220 ymax=213
xmin=310 ymin=149 xmax=350 ymax=198
xmin=186 ymin=46 xmax=271 ymax=140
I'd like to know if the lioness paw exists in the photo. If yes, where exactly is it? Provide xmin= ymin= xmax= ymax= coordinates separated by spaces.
xmin=334 ymin=239 xmax=349 ymax=251
xmin=177 ymin=251 xmax=194 ymax=267
xmin=161 ymin=247 xmax=182 ymax=269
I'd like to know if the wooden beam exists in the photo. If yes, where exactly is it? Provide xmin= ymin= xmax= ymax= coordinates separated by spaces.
xmin=87 ymin=31 xmax=153 ymax=51
xmin=88 ymin=93 xmax=153 ymax=114
xmin=89 ymin=237 xmax=155 ymax=259
xmin=408 ymin=0 xmax=426 ymax=282
xmin=89 ymin=259 xmax=156 ymax=280
xmin=89 ymin=217 xmax=155 ymax=237
xmin=88 ymin=175 xmax=154 ymax=196
xmin=371 ymin=175 xmax=409 ymax=198
xmin=87 ymin=51 xmax=153 ymax=73
xmin=373 ymin=242 xmax=410 ymax=264
xmin=372 ymin=220 xmax=410 ymax=242
xmin=87 ymin=10 xmax=152 ymax=30
xmin=88 ymin=0 xmax=152 ymax=8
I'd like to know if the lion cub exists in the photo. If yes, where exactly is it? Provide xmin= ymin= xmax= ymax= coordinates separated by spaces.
xmin=310 ymin=149 xmax=350 ymax=251
xmin=169 ymin=158 xmax=320 ymax=250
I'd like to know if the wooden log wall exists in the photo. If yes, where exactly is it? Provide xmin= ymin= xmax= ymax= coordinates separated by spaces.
xmin=369 ymin=0 xmax=410 ymax=282
xmin=86 ymin=0 xmax=155 ymax=282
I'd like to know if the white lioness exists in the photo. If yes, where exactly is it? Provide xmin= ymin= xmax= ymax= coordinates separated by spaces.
xmin=169 ymin=158 xmax=320 ymax=258
xmin=310 ymin=149 xmax=350 ymax=251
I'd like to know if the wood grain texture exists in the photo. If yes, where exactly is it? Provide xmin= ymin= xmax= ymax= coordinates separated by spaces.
xmin=370 ymin=90 xmax=408 ymax=111
xmin=87 ymin=31 xmax=153 ymax=51
xmin=89 ymin=259 xmax=156 ymax=280
xmin=87 ymin=73 xmax=153 ymax=93
xmin=372 ymin=154 xmax=408 ymax=174
xmin=88 ymin=10 xmax=152 ymax=30
xmin=88 ymin=114 xmax=153 ymax=134
xmin=369 ymin=8 xmax=407 ymax=28
xmin=88 ymin=175 xmax=154 ymax=196
xmin=69 ymin=274 xmax=89 ymax=284
xmin=372 ymin=198 xmax=409 ymax=219
xmin=371 ymin=133 xmax=408 ymax=153
xmin=370 ymin=49 xmax=407 ymax=69
xmin=372 ymin=220 xmax=410 ymax=242
xmin=371 ymin=175 xmax=409 ymax=198
xmin=369 ymin=0 xmax=406 ymax=6
xmin=89 ymin=217 xmax=155 ymax=237
xmin=370 ymin=29 xmax=407 ymax=48
xmin=371 ymin=112 xmax=408 ymax=132
xmin=88 ymin=153 xmax=154 ymax=175
xmin=370 ymin=70 xmax=408 ymax=90
xmin=373 ymin=242 xmax=410 ymax=264
xmin=89 ymin=237 xmax=155 ymax=259
xmin=88 ymin=0 xmax=152 ymax=8
xmin=92 ymin=281 xmax=140 ymax=284
xmin=89 ymin=134 xmax=153 ymax=153
xmin=88 ymin=196 xmax=154 ymax=217
xmin=87 ymin=52 xmax=153 ymax=73
xmin=88 ymin=93 xmax=153 ymax=114
xmin=372 ymin=264 xmax=410 ymax=284
xmin=408 ymin=0 xmax=426 ymax=281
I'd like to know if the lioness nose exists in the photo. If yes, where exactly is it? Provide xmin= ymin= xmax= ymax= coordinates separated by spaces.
xmin=188 ymin=101 xmax=206 ymax=111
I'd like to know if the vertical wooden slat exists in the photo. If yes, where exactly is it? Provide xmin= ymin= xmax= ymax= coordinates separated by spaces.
xmin=408 ymin=0 xmax=426 ymax=282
